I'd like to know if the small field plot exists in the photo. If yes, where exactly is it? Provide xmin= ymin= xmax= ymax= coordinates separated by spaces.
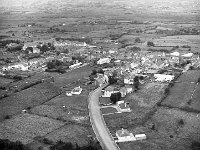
xmin=53 ymin=65 xmax=93 ymax=87
xmin=0 ymin=113 xmax=64 ymax=144
xmin=101 ymin=107 xmax=118 ymax=115
xmin=45 ymin=94 xmax=88 ymax=111
xmin=145 ymin=107 xmax=200 ymax=142
xmin=125 ymin=82 xmax=167 ymax=109
xmin=30 ymin=105 xmax=89 ymax=125
xmin=176 ymin=70 xmax=200 ymax=83
xmin=99 ymin=97 xmax=111 ymax=105
xmin=0 ymin=77 xmax=14 ymax=86
xmin=189 ymin=84 xmax=200 ymax=112
xmin=0 ymin=82 xmax=61 ymax=121
xmin=44 ymin=125 xmax=92 ymax=147
xmin=161 ymin=82 xmax=196 ymax=108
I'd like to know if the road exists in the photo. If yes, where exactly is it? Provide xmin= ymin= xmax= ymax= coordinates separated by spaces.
xmin=88 ymin=85 xmax=120 ymax=150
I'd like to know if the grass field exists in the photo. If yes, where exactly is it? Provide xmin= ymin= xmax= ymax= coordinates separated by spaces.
xmin=101 ymin=107 xmax=118 ymax=115
xmin=0 ymin=113 xmax=64 ymax=144
xmin=189 ymin=84 xmax=200 ymax=112
xmin=0 ymin=77 xmax=14 ymax=86
xmin=145 ymin=107 xmax=200 ymax=142
xmin=0 ymin=82 xmax=61 ymax=121
xmin=52 ymin=65 xmax=93 ymax=87
xmin=45 ymin=94 xmax=88 ymax=111
xmin=99 ymin=97 xmax=111 ymax=105
xmin=44 ymin=124 xmax=93 ymax=147
xmin=161 ymin=82 xmax=196 ymax=108
xmin=176 ymin=70 xmax=200 ymax=83
xmin=30 ymin=104 xmax=89 ymax=125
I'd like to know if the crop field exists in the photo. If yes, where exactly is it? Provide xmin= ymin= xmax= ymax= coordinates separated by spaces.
xmin=176 ymin=70 xmax=200 ymax=83
xmin=30 ymin=104 xmax=89 ymax=125
xmin=161 ymin=82 xmax=196 ymax=108
xmin=44 ymin=124 xmax=93 ymax=147
xmin=0 ymin=113 xmax=64 ymax=144
xmin=101 ymin=107 xmax=118 ymax=115
xmin=0 ymin=82 xmax=61 ymax=121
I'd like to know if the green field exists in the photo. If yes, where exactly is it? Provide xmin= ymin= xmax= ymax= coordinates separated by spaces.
xmin=0 ymin=82 xmax=61 ymax=121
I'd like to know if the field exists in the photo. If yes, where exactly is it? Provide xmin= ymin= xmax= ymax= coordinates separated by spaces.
xmin=118 ymin=106 xmax=200 ymax=150
xmin=44 ymin=124 xmax=93 ymax=147
xmin=0 ymin=82 xmax=61 ymax=121
xmin=176 ymin=70 xmax=200 ymax=83
xmin=99 ymin=97 xmax=111 ymax=105
xmin=101 ymin=107 xmax=118 ymax=115
xmin=102 ymin=82 xmax=168 ymax=135
xmin=52 ymin=65 xmax=93 ymax=87
xmin=0 ymin=76 xmax=14 ymax=86
xmin=0 ymin=113 xmax=64 ymax=144
xmin=161 ymin=82 xmax=196 ymax=109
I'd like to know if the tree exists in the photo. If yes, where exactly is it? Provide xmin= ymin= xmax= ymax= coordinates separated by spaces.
xmin=110 ymin=92 xmax=121 ymax=104
xmin=147 ymin=41 xmax=155 ymax=47
xmin=135 ymin=37 xmax=141 ymax=43
xmin=134 ymin=76 xmax=140 ymax=90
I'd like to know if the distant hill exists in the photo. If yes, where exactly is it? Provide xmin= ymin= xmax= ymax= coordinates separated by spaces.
xmin=0 ymin=0 xmax=200 ymax=17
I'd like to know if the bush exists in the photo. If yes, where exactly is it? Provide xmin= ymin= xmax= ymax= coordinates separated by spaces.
xmin=4 ymin=115 xmax=10 ymax=119
xmin=43 ymin=138 xmax=54 ymax=145
xmin=191 ymin=141 xmax=200 ymax=150
xmin=0 ymin=139 xmax=30 ymax=150
xmin=147 ymin=41 xmax=155 ymax=47
xmin=135 ymin=37 xmax=141 ymax=43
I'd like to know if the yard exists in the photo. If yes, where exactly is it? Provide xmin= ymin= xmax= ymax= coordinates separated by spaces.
xmin=101 ymin=107 xmax=118 ymax=115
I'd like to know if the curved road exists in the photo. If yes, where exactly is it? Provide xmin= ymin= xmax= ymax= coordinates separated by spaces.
xmin=88 ymin=85 xmax=120 ymax=150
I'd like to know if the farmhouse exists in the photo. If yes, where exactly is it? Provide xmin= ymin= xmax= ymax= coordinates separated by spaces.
xmin=154 ymin=74 xmax=174 ymax=82
xmin=97 ymin=58 xmax=110 ymax=65
xmin=71 ymin=86 xmax=82 ymax=95
xmin=116 ymin=128 xmax=136 ymax=142
xmin=117 ymin=101 xmax=131 ymax=112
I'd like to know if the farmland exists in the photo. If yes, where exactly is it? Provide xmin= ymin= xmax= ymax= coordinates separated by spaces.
xmin=0 ymin=82 xmax=61 ymax=121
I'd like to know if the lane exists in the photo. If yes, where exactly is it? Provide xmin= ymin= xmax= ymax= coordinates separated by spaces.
xmin=88 ymin=85 xmax=120 ymax=150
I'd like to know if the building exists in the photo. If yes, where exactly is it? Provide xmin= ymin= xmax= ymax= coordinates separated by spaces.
xmin=117 ymin=101 xmax=131 ymax=112
xmin=97 ymin=58 xmax=110 ymax=65
xmin=69 ymin=62 xmax=82 ymax=69
xmin=71 ymin=86 xmax=82 ymax=95
xmin=154 ymin=74 xmax=174 ymax=82
xmin=102 ymin=86 xmax=119 ymax=97
xmin=116 ymin=128 xmax=136 ymax=142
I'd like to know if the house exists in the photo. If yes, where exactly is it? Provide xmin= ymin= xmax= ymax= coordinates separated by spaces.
xmin=117 ymin=101 xmax=131 ymax=112
xmin=32 ymin=47 xmax=40 ymax=53
xmin=69 ymin=62 xmax=82 ymax=69
xmin=154 ymin=74 xmax=174 ymax=82
xmin=97 ymin=58 xmax=110 ymax=65
xmin=119 ymin=87 xmax=127 ymax=97
xmin=71 ymin=86 xmax=82 ymax=95
xmin=125 ymin=85 xmax=133 ymax=93
xmin=102 ymin=86 xmax=119 ymax=97
xmin=135 ymin=134 xmax=147 ymax=140
xmin=116 ymin=128 xmax=136 ymax=142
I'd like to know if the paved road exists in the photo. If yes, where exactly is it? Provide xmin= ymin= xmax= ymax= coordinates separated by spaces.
xmin=88 ymin=85 xmax=120 ymax=150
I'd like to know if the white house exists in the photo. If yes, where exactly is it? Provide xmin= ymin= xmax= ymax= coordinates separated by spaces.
xmin=117 ymin=101 xmax=131 ymax=112
xmin=116 ymin=128 xmax=136 ymax=142
xmin=71 ymin=86 xmax=82 ymax=95
xmin=69 ymin=62 xmax=82 ymax=69
xmin=154 ymin=74 xmax=174 ymax=82
xmin=97 ymin=58 xmax=110 ymax=65
xmin=101 ymin=86 xmax=119 ymax=97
